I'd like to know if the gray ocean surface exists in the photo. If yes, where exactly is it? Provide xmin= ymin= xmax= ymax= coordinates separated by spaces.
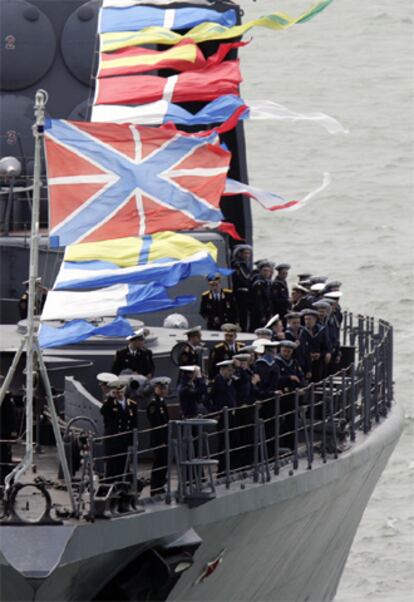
xmin=238 ymin=0 xmax=413 ymax=600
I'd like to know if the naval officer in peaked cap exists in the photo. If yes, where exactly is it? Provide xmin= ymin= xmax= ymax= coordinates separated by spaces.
xmin=177 ymin=325 xmax=203 ymax=367
xmin=231 ymin=244 xmax=253 ymax=332
xmin=249 ymin=260 xmax=274 ymax=331
xmin=111 ymin=328 xmax=154 ymax=378
xmin=208 ymin=323 xmax=245 ymax=379
xmin=146 ymin=376 xmax=171 ymax=496
xmin=100 ymin=378 xmax=138 ymax=482
xmin=199 ymin=272 xmax=238 ymax=331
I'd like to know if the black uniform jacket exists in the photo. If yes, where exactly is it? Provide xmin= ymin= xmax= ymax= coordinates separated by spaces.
xmin=271 ymin=277 xmax=291 ymax=320
xmin=233 ymin=368 xmax=257 ymax=405
xmin=275 ymin=356 xmax=305 ymax=392
xmin=208 ymin=340 xmax=245 ymax=379
xmin=285 ymin=326 xmax=312 ymax=375
xmin=211 ymin=374 xmax=237 ymax=410
xmin=177 ymin=343 xmax=199 ymax=366
xmin=249 ymin=278 xmax=272 ymax=328
xmin=300 ymin=324 xmax=332 ymax=356
xmin=100 ymin=396 xmax=137 ymax=436
xmin=112 ymin=346 xmax=154 ymax=376
xmin=231 ymin=259 xmax=252 ymax=293
xmin=199 ymin=288 xmax=238 ymax=330
xmin=178 ymin=376 xmax=209 ymax=418
xmin=253 ymin=355 xmax=280 ymax=400
xmin=146 ymin=395 xmax=170 ymax=446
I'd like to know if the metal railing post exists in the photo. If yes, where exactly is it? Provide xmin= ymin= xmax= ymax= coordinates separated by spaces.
xmin=310 ymin=384 xmax=315 ymax=466
xmin=223 ymin=407 xmax=231 ymax=489
xmin=87 ymin=435 xmax=95 ymax=522
xmin=374 ymin=347 xmax=380 ymax=423
xmin=350 ymin=363 xmax=356 ymax=442
xmin=358 ymin=315 xmax=365 ymax=358
xmin=293 ymin=391 xmax=299 ymax=470
xmin=328 ymin=376 xmax=338 ymax=459
xmin=273 ymin=394 xmax=280 ymax=476
xmin=363 ymin=356 xmax=371 ymax=433
xmin=253 ymin=403 xmax=259 ymax=483
xmin=321 ymin=382 xmax=327 ymax=463
xmin=131 ymin=429 xmax=139 ymax=504
xmin=342 ymin=310 xmax=348 ymax=345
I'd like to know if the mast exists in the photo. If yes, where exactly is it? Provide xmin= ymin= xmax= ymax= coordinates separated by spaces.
xmin=0 ymin=91 xmax=75 ymax=511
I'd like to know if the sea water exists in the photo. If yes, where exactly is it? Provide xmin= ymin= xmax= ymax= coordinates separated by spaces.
xmin=239 ymin=0 xmax=413 ymax=599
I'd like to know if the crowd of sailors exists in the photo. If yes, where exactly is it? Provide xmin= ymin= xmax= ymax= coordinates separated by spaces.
xmin=98 ymin=256 xmax=344 ymax=497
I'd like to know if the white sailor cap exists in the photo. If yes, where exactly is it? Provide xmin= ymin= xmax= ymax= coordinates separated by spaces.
xmin=126 ymin=327 xmax=149 ymax=341
xmin=310 ymin=282 xmax=326 ymax=293
xmin=179 ymin=365 xmax=199 ymax=372
xmin=253 ymin=338 xmax=280 ymax=348
xmin=312 ymin=301 xmax=331 ymax=310
xmin=216 ymin=360 xmax=234 ymax=367
xmin=265 ymin=313 xmax=280 ymax=329
xmin=279 ymin=340 xmax=297 ymax=349
xmin=324 ymin=291 xmax=343 ymax=299
xmin=233 ymin=353 xmax=252 ymax=362
xmin=150 ymin=376 xmax=171 ymax=387
xmin=254 ymin=327 xmax=273 ymax=338
xmin=292 ymin=284 xmax=308 ymax=294
xmin=106 ymin=378 xmax=127 ymax=389
xmin=97 ymin=372 xmax=118 ymax=384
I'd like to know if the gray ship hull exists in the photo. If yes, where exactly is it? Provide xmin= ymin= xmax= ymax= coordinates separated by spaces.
xmin=0 ymin=401 xmax=403 ymax=602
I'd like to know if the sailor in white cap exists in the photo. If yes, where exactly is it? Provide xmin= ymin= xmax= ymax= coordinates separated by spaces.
xmin=231 ymin=244 xmax=253 ymax=331
xmin=210 ymin=360 xmax=238 ymax=473
xmin=146 ymin=376 xmax=172 ymax=496
xmin=250 ymin=261 xmax=274 ymax=331
xmin=96 ymin=372 xmax=118 ymax=400
xmin=284 ymin=312 xmax=312 ymax=379
xmin=301 ymin=309 xmax=332 ymax=381
xmin=199 ymin=272 xmax=238 ymax=331
xmin=270 ymin=263 xmax=291 ymax=323
xmin=111 ymin=327 xmax=154 ymax=378
xmin=324 ymin=292 xmax=343 ymax=368
xmin=177 ymin=365 xmax=209 ymax=418
xmin=100 ymin=378 xmax=137 ymax=482
xmin=291 ymin=283 xmax=312 ymax=313
xmin=208 ymin=323 xmax=245 ymax=379
xmin=265 ymin=313 xmax=285 ymax=342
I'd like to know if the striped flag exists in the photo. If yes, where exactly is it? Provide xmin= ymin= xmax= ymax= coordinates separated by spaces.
xmin=100 ymin=0 xmax=335 ymax=52
xmin=99 ymin=4 xmax=237 ymax=33
xmin=97 ymin=40 xmax=247 ymax=78
xmin=94 ymin=60 xmax=242 ymax=106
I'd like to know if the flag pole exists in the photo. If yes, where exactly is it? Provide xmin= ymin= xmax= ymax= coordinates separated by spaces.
xmin=1 ymin=91 xmax=75 ymax=511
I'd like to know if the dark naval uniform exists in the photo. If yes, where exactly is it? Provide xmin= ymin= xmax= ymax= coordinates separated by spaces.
xmin=285 ymin=326 xmax=312 ymax=376
xmin=233 ymin=366 xmax=256 ymax=468
xmin=271 ymin=276 xmax=291 ymax=322
xmin=249 ymin=277 xmax=273 ymax=331
xmin=177 ymin=343 xmax=200 ymax=367
xmin=208 ymin=340 xmax=245 ymax=379
xmin=178 ymin=376 xmax=209 ymax=418
xmin=112 ymin=346 xmax=154 ymax=376
xmin=199 ymin=288 xmax=238 ymax=331
xmin=300 ymin=324 xmax=332 ymax=382
xmin=274 ymin=355 xmax=305 ymax=449
xmin=231 ymin=259 xmax=252 ymax=331
xmin=253 ymin=355 xmax=280 ymax=457
xmin=211 ymin=373 xmax=238 ymax=473
xmin=146 ymin=395 xmax=170 ymax=496
xmin=100 ymin=397 xmax=137 ymax=482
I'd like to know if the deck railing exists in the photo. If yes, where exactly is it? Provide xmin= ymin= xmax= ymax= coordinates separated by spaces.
xmin=0 ymin=312 xmax=394 ymax=522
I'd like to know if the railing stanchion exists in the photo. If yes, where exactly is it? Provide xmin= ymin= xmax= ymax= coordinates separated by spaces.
xmin=293 ymin=391 xmax=299 ymax=470
xmin=131 ymin=428 xmax=139 ymax=504
xmin=310 ymin=384 xmax=315 ymax=466
xmin=328 ymin=375 xmax=338 ymax=459
xmin=374 ymin=346 xmax=380 ymax=423
xmin=350 ymin=363 xmax=356 ymax=442
xmin=253 ymin=403 xmax=259 ymax=483
xmin=321 ymin=382 xmax=327 ymax=463
xmin=274 ymin=394 xmax=280 ymax=476
xmin=223 ymin=407 xmax=231 ymax=489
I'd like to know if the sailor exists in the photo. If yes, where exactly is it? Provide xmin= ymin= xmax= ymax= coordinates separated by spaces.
xmin=0 ymin=375 xmax=16 ymax=485
xmin=18 ymin=277 xmax=47 ymax=320
xmin=210 ymin=360 xmax=237 ymax=473
xmin=111 ymin=328 xmax=154 ymax=377
xmin=199 ymin=273 xmax=238 ymax=331
xmin=231 ymin=244 xmax=253 ymax=331
xmin=300 ymin=309 xmax=332 ymax=382
xmin=252 ymin=340 xmax=281 ymax=457
xmin=232 ymin=353 xmax=259 ymax=468
xmin=249 ymin=261 xmax=274 ymax=331
xmin=177 ymin=365 xmax=209 ymax=418
xmin=208 ymin=323 xmax=245 ymax=379
xmin=177 ymin=326 xmax=203 ymax=367
xmin=96 ymin=372 xmax=118 ymax=400
xmin=309 ymin=282 xmax=326 ymax=302
xmin=254 ymin=327 xmax=273 ymax=340
xmin=284 ymin=312 xmax=312 ymax=378
xmin=275 ymin=341 xmax=306 ymax=393
xmin=324 ymin=291 xmax=344 ymax=368
xmin=266 ymin=313 xmax=285 ymax=342
xmin=146 ymin=376 xmax=171 ymax=496
xmin=100 ymin=379 xmax=138 ymax=483
xmin=291 ymin=284 xmax=312 ymax=313
xmin=250 ymin=258 xmax=274 ymax=285
xmin=271 ymin=263 xmax=292 ymax=322
xmin=275 ymin=341 xmax=306 ymax=450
